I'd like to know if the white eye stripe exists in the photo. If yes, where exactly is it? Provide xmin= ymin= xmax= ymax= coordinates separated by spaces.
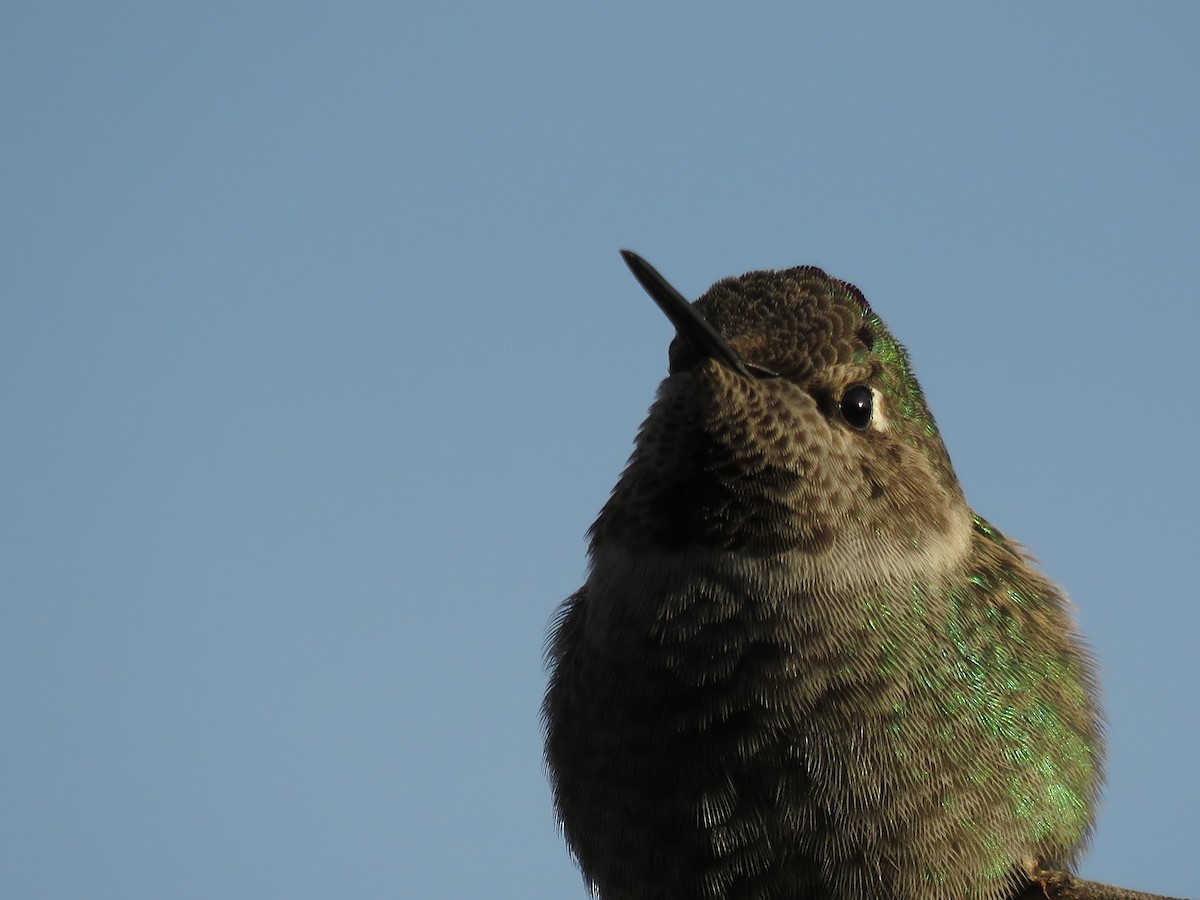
xmin=869 ymin=387 xmax=889 ymax=432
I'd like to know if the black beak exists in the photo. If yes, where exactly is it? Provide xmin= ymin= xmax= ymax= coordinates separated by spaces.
xmin=620 ymin=250 xmax=753 ymax=379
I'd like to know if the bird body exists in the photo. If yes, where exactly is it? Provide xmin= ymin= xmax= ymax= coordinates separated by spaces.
xmin=544 ymin=253 xmax=1103 ymax=900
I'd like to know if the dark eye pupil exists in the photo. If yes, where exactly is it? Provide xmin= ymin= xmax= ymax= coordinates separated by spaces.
xmin=840 ymin=385 xmax=873 ymax=430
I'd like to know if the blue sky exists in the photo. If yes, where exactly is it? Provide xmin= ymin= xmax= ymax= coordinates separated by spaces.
xmin=3 ymin=4 xmax=1197 ymax=898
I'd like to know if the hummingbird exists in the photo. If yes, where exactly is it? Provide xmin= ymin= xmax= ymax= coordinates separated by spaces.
xmin=543 ymin=252 xmax=1104 ymax=900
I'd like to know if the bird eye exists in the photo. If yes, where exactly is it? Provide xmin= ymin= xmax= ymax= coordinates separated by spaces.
xmin=839 ymin=385 xmax=873 ymax=430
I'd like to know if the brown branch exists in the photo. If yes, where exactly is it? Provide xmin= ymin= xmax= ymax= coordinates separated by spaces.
xmin=1017 ymin=868 xmax=1191 ymax=900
